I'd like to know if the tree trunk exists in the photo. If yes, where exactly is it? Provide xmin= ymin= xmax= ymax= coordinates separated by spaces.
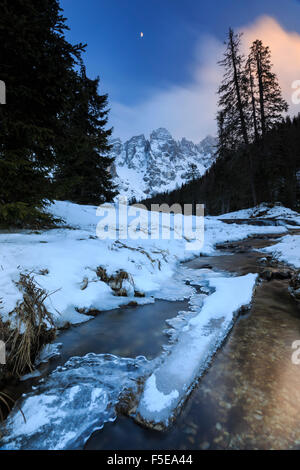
xmin=256 ymin=53 xmax=266 ymax=136
xmin=248 ymin=62 xmax=259 ymax=142
xmin=229 ymin=29 xmax=249 ymax=145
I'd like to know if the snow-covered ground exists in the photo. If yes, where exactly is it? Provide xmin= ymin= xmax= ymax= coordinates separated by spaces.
xmin=219 ymin=203 xmax=300 ymax=268
xmin=0 ymin=200 xmax=299 ymax=449
xmin=262 ymin=234 xmax=300 ymax=269
xmin=219 ymin=202 xmax=300 ymax=226
xmin=0 ymin=200 xmax=288 ymax=327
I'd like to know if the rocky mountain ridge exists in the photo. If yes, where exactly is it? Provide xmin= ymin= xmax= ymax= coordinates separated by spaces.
xmin=110 ymin=128 xmax=217 ymax=201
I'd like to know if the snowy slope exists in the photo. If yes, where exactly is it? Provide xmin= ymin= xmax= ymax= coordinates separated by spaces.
xmin=0 ymin=200 xmax=287 ymax=328
xmin=110 ymin=129 xmax=217 ymax=201
xmin=263 ymin=234 xmax=300 ymax=268
xmin=219 ymin=202 xmax=300 ymax=225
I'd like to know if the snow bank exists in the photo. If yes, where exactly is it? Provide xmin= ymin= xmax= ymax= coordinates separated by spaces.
xmin=136 ymin=273 xmax=257 ymax=427
xmin=263 ymin=234 xmax=300 ymax=269
xmin=219 ymin=202 xmax=300 ymax=225
xmin=0 ymin=200 xmax=287 ymax=327
xmin=216 ymin=203 xmax=300 ymax=269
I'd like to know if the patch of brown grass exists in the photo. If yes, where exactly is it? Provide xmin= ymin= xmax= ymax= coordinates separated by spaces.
xmin=96 ymin=267 xmax=136 ymax=297
xmin=2 ymin=273 xmax=56 ymax=377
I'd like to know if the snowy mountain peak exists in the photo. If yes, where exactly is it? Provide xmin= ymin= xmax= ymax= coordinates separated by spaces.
xmin=110 ymin=129 xmax=217 ymax=201
xmin=197 ymin=135 xmax=217 ymax=155
xmin=150 ymin=127 xmax=173 ymax=140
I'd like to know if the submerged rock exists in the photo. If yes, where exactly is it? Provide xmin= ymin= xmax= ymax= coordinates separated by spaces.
xmin=260 ymin=270 xmax=291 ymax=281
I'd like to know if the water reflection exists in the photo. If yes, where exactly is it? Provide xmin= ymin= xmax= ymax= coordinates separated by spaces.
xmin=86 ymin=236 xmax=300 ymax=450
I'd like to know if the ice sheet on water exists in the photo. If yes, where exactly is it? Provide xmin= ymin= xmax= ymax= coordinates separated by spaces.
xmin=0 ymin=353 xmax=151 ymax=450
xmin=155 ymin=264 xmax=221 ymax=302
xmin=137 ymin=273 xmax=257 ymax=427
xmin=34 ymin=342 xmax=63 ymax=366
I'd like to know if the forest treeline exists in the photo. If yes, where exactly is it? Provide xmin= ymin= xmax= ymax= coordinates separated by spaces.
xmin=0 ymin=0 xmax=116 ymax=226
xmin=141 ymin=29 xmax=300 ymax=215
xmin=141 ymin=114 xmax=300 ymax=214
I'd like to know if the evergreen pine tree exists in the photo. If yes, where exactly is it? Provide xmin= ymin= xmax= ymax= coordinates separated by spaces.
xmin=246 ymin=56 xmax=259 ymax=142
xmin=216 ymin=28 xmax=249 ymax=152
xmin=186 ymin=163 xmax=200 ymax=182
xmin=248 ymin=40 xmax=288 ymax=136
xmin=217 ymin=28 xmax=257 ymax=204
xmin=54 ymin=64 xmax=117 ymax=204
xmin=0 ymin=0 xmax=84 ymax=226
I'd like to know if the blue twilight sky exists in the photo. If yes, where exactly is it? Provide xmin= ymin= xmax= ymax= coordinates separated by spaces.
xmin=60 ymin=0 xmax=300 ymax=141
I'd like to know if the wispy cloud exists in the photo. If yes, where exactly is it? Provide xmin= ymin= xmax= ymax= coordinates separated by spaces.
xmin=110 ymin=16 xmax=300 ymax=142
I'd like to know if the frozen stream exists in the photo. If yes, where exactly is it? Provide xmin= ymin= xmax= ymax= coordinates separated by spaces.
xmin=1 ymin=231 xmax=300 ymax=449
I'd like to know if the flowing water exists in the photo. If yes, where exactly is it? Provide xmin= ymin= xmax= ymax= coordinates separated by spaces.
xmin=84 ymin=232 xmax=300 ymax=450
xmin=1 ymin=298 xmax=190 ymax=403
xmin=2 ymin=228 xmax=300 ymax=449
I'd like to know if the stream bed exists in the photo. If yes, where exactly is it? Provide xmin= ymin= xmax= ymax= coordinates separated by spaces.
xmin=85 ymin=233 xmax=300 ymax=450
xmin=1 ymin=230 xmax=300 ymax=449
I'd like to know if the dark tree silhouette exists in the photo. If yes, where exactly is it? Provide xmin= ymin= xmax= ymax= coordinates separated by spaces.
xmin=0 ymin=0 xmax=84 ymax=225
xmin=54 ymin=63 xmax=117 ymax=204
xmin=217 ymin=28 xmax=249 ymax=152
xmin=248 ymin=40 xmax=288 ymax=137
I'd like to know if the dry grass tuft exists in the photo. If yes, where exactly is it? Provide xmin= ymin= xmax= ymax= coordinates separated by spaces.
xmin=0 ymin=275 xmax=56 ymax=428
xmin=110 ymin=269 xmax=135 ymax=296
xmin=96 ymin=266 xmax=110 ymax=284
xmin=1 ymin=273 xmax=56 ymax=377
xmin=0 ymin=391 xmax=26 ymax=424
xmin=96 ymin=267 xmax=135 ymax=297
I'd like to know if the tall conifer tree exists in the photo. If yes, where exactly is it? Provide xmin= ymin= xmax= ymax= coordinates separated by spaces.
xmin=216 ymin=28 xmax=249 ymax=152
xmin=0 ymin=0 xmax=84 ymax=225
xmin=248 ymin=40 xmax=288 ymax=137
xmin=54 ymin=63 xmax=117 ymax=204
